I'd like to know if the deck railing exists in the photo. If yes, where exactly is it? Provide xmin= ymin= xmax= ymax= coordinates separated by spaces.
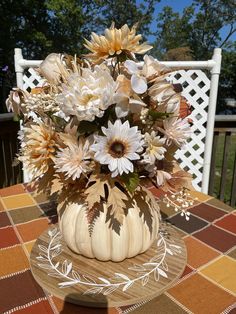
xmin=0 ymin=114 xmax=235 ymax=207
xmin=209 ymin=115 xmax=236 ymax=207
xmin=0 ymin=113 xmax=22 ymax=187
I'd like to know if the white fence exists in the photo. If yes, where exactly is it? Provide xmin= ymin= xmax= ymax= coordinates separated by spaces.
xmin=14 ymin=48 xmax=222 ymax=193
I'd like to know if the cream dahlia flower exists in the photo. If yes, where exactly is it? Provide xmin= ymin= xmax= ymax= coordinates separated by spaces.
xmin=143 ymin=131 xmax=166 ymax=164
xmin=162 ymin=117 xmax=192 ymax=147
xmin=142 ymin=55 xmax=170 ymax=81
xmin=18 ymin=123 xmax=58 ymax=178
xmin=124 ymin=56 xmax=170 ymax=94
xmin=148 ymin=79 xmax=181 ymax=112
xmin=114 ymin=75 xmax=146 ymax=118
xmin=144 ymin=163 xmax=157 ymax=177
xmin=124 ymin=60 xmax=147 ymax=94
xmin=143 ymin=164 xmax=171 ymax=186
xmin=54 ymin=137 xmax=91 ymax=180
xmin=6 ymin=88 xmax=29 ymax=115
xmin=156 ymin=170 xmax=172 ymax=187
xmin=84 ymin=23 xmax=152 ymax=63
xmin=6 ymin=88 xmax=62 ymax=118
xmin=39 ymin=53 xmax=65 ymax=85
xmin=91 ymin=120 xmax=143 ymax=177
xmin=58 ymin=65 xmax=116 ymax=121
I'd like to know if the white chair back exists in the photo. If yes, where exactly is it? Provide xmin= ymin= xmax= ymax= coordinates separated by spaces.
xmin=14 ymin=48 xmax=221 ymax=193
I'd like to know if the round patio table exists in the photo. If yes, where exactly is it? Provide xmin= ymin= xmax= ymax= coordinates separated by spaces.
xmin=0 ymin=183 xmax=235 ymax=314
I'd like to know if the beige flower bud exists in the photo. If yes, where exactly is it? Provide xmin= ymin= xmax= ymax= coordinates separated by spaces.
xmin=39 ymin=53 xmax=64 ymax=85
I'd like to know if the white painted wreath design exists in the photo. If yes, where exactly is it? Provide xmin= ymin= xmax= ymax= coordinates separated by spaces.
xmin=37 ymin=227 xmax=181 ymax=295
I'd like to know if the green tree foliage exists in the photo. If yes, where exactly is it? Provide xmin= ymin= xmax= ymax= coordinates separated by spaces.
xmin=0 ymin=0 xmax=235 ymax=109
xmin=218 ymin=42 xmax=236 ymax=108
xmin=0 ymin=1 xmax=50 ymax=63
xmin=0 ymin=0 xmax=158 ymax=112
xmin=45 ymin=0 xmax=103 ymax=54
xmin=164 ymin=47 xmax=194 ymax=61
xmin=0 ymin=0 xmax=159 ymax=67
xmin=154 ymin=0 xmax=235 ymax=59
xmin=96 ymin=0 xmax=159 ymax=38
xmin=153 ymin=0 xmax=236 ymax=109
xmin=154 ymin=6 xmax=194 ymax=56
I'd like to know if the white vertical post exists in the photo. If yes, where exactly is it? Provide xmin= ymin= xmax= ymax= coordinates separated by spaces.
xmin=202 ymin=48 xmax=222 ymax=193
xmin=14 ymin=48 xmax=30 ymax=183
xmin=14 ymin=48 xmax=24 ymax=89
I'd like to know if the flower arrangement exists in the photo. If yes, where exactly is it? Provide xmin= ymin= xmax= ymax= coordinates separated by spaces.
xmin=7 ymin=24 xmax=193 ymax=229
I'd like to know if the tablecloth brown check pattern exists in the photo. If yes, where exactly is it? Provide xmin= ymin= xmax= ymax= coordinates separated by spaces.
xmin=0 ymin=184 xmax=236 ymax=314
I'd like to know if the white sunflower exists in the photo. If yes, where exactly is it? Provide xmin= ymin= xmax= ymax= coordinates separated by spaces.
xmin=91 ymin=120 xmax=143 ymax=177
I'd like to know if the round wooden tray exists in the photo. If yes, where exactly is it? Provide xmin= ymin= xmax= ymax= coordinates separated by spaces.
xmin=30 ymin=222 xmax=187 ymax=308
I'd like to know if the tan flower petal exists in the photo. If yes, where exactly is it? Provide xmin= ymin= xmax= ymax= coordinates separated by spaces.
xmin=84 ymin=24 xmax=152 ymax=63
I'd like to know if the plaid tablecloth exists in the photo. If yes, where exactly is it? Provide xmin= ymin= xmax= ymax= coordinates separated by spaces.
xmin=0 ymin=184 xmax=236 ymax=314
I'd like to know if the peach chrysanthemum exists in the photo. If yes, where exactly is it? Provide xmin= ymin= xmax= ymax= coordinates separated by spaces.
xmin=143 ymin=131 xmax=166 ymax=164
xmin=18 ymin=122 xmax=58 ymax=178
xmin=162 ymin=117 xmax=192 ymax=147
xmin=54 ymin=137 xmax=92 ymax=180
xmin=84 ymin=23 xmax=152 ymax=63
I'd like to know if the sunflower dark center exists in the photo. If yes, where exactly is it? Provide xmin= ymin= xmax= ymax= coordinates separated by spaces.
xmin=109 ymin=141 xmax=126 ymax=158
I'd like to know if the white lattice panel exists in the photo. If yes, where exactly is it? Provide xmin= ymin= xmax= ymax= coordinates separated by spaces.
xmin=23 ymin=68 xmax=45 ymax=91
xmin=168 ymin=70 xmax=210 ymax=191
xmin=23 ymin=68 xmax=210 ymax=191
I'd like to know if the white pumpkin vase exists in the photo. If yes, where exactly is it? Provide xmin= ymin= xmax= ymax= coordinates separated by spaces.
xmin=58 ymin=188 xmax=160 ymax=262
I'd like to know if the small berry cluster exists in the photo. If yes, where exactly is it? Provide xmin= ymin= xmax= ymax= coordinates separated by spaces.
xmin=163 ymin=189 xmax=197 ymax=220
